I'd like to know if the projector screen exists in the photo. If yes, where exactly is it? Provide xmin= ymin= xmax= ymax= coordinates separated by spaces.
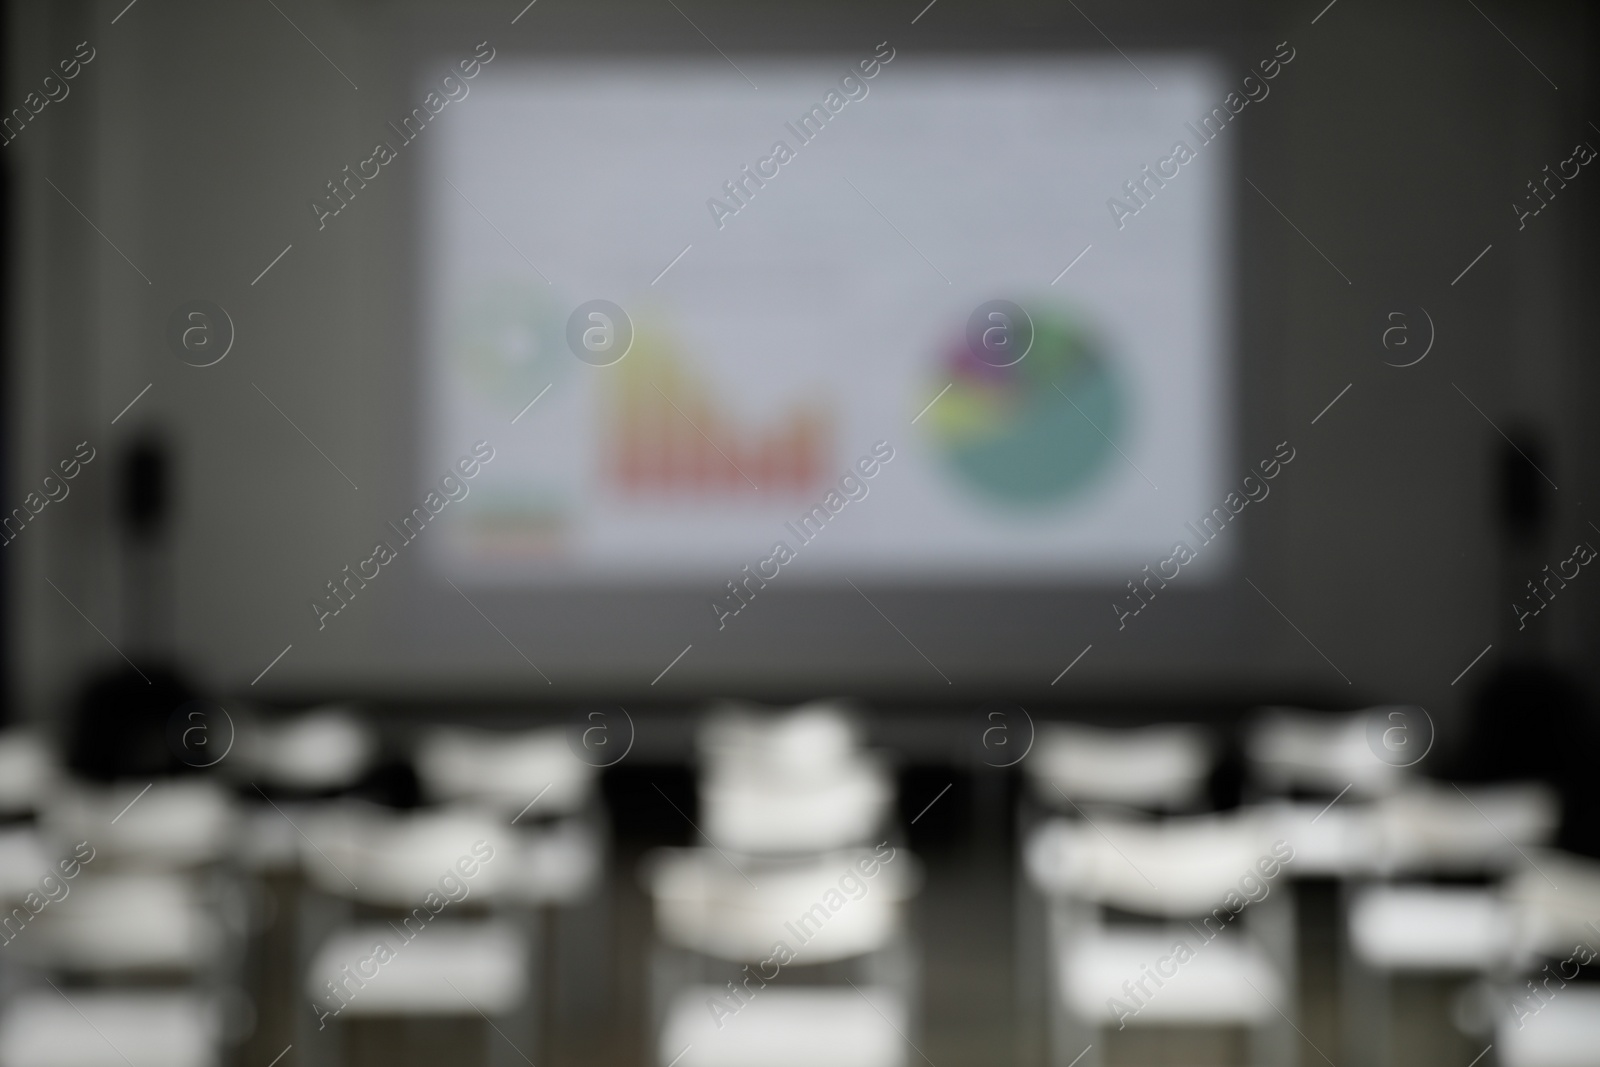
xmin=423 ymin=55 xmax=1231 ymax=584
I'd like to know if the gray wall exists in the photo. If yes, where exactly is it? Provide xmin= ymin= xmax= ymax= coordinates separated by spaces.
xmin=6 ymin=0 xmax=1596 ymax=719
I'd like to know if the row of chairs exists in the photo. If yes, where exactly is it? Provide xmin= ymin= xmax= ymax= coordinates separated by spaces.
xmin=4 ymin=700 xmax=1589 ymax=1066
xmin=0 ymin=708 xmax=606 ymax=1067
xmin=643 ymin=703 xmax=922 ymax=1067
xmin=0 ymin=700 xmax=920 ymax=1067
xmin=1019 ymin=710 xmax=1597 ymax=1067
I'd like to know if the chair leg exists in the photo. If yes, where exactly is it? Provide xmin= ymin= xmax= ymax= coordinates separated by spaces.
xmin=294 ymin=888 xmax=352 ymax=1067
xmin=1016 ymin=813 xmax=1049 ymax=1067
xmin=490 ymin=907 xmax=541 ymax=1067
xmin=648 ymin=941 xmax=684 ymax=1066
xmin=1044 ymin=901 xmax=1099 ymax=1067
xmin=1340 ymin=886 xmax=1390 ymax=1067
xmin=298 ymin=1009 xmax=341 ymax=1067
xmin=1250 ymin=883 xmax=1299 ymax=1067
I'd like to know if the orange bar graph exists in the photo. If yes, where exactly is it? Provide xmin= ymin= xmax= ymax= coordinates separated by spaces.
xmin=607 ymin=346 xmax=829 ymax=496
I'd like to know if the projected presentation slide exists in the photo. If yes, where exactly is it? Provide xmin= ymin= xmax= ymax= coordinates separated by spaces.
xmin=423 ymin=56 xmax=1232 ymax=581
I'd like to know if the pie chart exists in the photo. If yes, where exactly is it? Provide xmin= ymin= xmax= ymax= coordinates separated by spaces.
xmin=925 ymin=305 xmax=1125 ymax=508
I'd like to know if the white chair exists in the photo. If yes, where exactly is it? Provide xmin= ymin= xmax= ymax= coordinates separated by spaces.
xmin=1349 ymin=886 xmax=1521 ymax=973
xmin=643 ymin=843 xmax=920 ymax=1067
xmin=228 ymin=706 xmax=377 ymax=870
xmin=1246 ymin=707 xmax=1412 ymax=800
xmin=0 ymin=735 xmax=63 ymax=947
xmin=1060 ymin=928 xmax=1283 ymax=1027
xmin=1244 ymin=713 xmax=1545 ymax=1067
xmin=16 ymin=781 xmax=240 ymax=1067
xmin=1502 ymin=849 xmax=1600 ymax=956
xmin=305 ymin=920 xmax=528 ymax=1018
xmin=22 ymin=871 xmax=222 ymax=973
xmin=415 ymin=725 xmax=598 ymax=819
xmin=1014 ymin=721 xmax=1213 ymax=1064
xmin=658 ymin=984 xmax=908 ymax=1067
xmin=697 ymin=701 xmax=859 ymax=775
xmin=1025 ymin=810 xmax=1294 ymax=1067
xmin=1339 ymin=781 xmax=1560 ymax=1067
xmin=1246 ymin=713 xmax=1397 ymax=888
xmin=696 ymin=703 xmax=893 ymax=855
xmin=228 ymin=705 xmax=378 ymax=797
xmin=1342 ymin=884 xmax=1524 ymax=1065
xmin=498 ymin=816 xmax=605 ymax=906
xmin=0 ymin=729 xmax=56 ymax=816
xmin=300 ymin=801 xmax=511 ymax=907
xmin=46 ymin=778 xmax=234 ymax=870
xmin=1372 ymin=780 xmax=1559 ymax=876
xmin=0 ymin=829 xmax=87 ymax=999
xmin=701 ymin=762 xmax=892 ymax=857
xmin=1024 ymin=722 xmax=1214 ymax=814
xmin=412 ymin=723 xmax=607 ymax=905
xmin=297 ymin=794 xmax=598 ymax=917
xmin=1487 ymin=851 xmax=1600 ymax=1067
xmin=1261 ymin=798 xmax=1382 ymax=878
xmin=1027 ymin=811 xmax=1279 ymax=915
xmin=415 ymin=726 xmax=617 ymax=1059
xmin=293 ymin=801 xmax=535 ymax=1067
xmin=1497 ymin=989 xmax=1600 ymax=1067
xmin=1242 ymin=711 xmax=1414 ymax=1067
xmin=651 ymin=704 xmax=917 ymax=1067
xmin=35 ymin=779 xmax=238 ymax=985
xmin=223 ymin=707 xmax=380 ymax=1067
xmin=0 ymin=990 xmax=219 ymax=1067
xmin=0 ymin=826 xmax=57 ymax=907
xmin=646 ymin=846 xmax=918 ymax=965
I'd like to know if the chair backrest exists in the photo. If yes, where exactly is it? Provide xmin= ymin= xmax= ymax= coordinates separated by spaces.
xmin=229 ymin=705 xmax=376 ymax=793
xmin=0 ymin=729 xmax=56 ymax=817
xmin=698 ymin=701 xmax=862 ymax=783
xmin=415 ymin=725 xmax=597 ymax=817
xmin=23 ymin=870 xmax=221 ymax=974
xmin=1374 ymin=780 xmax=1559 ymax=875
xmin=0 ymin=826 xmax=57 ymax=904
xmin=498 ymin=816 xmax=605 ymax=905
xmin=47 ymin=778 xmax=234 ymax=869
xmin=701 ymin=759 xmax=892 ymax=855
xmin=1259 ymin=798 xmax=1381 ymax=878
xmin=1026 ymin=809 xmax=1284 ymax=917
xmin=1025 ymin=722 xmax=1214 ymax=812
xmin=697 ymin=702 xmax=891 ymax=854
xmin=644 ymin=845 xmax=918 ymax=964
xmin=1246 ymin=706 xmax=1410 ymax=797
xmin=1502 ymin=848 xmax=1600 ymax=958
xmin=300 ymin=801 xmax=509 ymax=907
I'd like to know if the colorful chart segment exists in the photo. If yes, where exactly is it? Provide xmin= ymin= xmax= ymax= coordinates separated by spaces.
xmin=606 ymin=338 xmax=831 ymax=497
xmin=926 ymin=306 xmax=1124 ymax=508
